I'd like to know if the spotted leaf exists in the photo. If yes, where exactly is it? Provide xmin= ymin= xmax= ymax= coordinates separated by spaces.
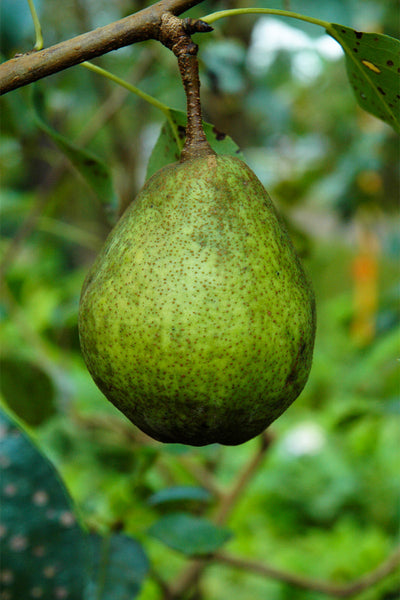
xmin=328 ymin=24 xmax=400 ymax=133
xmin=0 ymin=409 xmax=88 ymax=600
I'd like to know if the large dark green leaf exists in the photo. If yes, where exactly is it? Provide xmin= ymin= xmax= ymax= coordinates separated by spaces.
xmin=327 ymin=25 xmax=400 ymax=133
xmin=145 ymin=109 xmax=243 ymax=179
xmin=31 ymin=85 xmax=118 ymax=206
xmin=86 ymin=533 xmax=149 ymax=600
xmin=148 ymin=512 xmax=231 ymax=556
xmin=0 ymin=409 xmax=88 ymax=599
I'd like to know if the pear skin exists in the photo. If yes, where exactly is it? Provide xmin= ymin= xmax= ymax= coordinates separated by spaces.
xmin=79 ymin=155 xmax=316 ymax=446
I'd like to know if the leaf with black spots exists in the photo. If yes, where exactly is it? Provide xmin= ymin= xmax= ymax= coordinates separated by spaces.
xmin=327 ymin=25 xmax=400 ymax=133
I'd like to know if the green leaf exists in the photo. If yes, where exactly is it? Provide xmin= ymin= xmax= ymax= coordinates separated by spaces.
xmin=163 ymin=443 xmax=194 ymax=455
xmin=145 ymin=109 xmax=244 ymax=179
xmin=148 ymin=512 xmax=232 ymax=556
xmin=148 ymin=486 xmax=212 ymax=506
xmin=327 ymin=25 xmax=400 ymax=133
xmin=0 ymin=409 xmax=88 ymax=599
xmin=0 ymin=357 xmax=56 ymax=426
xmin=31 ymin=85 xmax=118 ymax=207
xmin=86 ymin=533 xmax=149 ymax=600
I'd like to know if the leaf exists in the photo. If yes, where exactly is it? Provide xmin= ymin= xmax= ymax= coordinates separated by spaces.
xmin=148 ymin=512 xmax=232 ymax=556
xmin=0 ymin=409 xmax=88 ymax=599
xmin=163 ymin=443 xmax=194 ymax=455
xmin=327 ymin=24 xmax=400 ymax=133
xmin=86 ymin=533 xmax=149 ymax=600
xmin=145 ymin=109 xmax=244 ymax=179
xmin=148 ymin=486 xmax=212 ymax=506
xmin=0 ymin=357 xmax=56 ymax=426
xmin=31 ymin=85 xmax=118 ymax=207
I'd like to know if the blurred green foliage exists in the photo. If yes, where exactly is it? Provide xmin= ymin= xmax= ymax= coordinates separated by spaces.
xmin=0 ymin=0 xmax=399 ymax=599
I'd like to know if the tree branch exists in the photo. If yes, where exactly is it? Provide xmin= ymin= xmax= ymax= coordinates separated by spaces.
xmin=213 ymin=430 xmax=272 ymax=525
xmin=214 ymin=546 xmax=400 ymax=598
xmin=167 ymin=432 xmax=273 ymax=598
xmin=0 ymin=0 xmax=205 ymax=95
xmin=177 ymin=454 xmax=224 ymax=498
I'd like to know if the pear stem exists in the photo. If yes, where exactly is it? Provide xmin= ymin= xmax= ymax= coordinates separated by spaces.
xmin=177 ymin=42 xmax=214 ymax=161
xmin=159 ymin=13 xmax=216 ymax=162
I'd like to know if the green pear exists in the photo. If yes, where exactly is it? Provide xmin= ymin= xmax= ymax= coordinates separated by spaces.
xmin=78 ymin=154 xmax=316 ymax=446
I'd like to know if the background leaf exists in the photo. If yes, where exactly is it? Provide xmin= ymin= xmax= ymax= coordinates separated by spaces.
xmin=145 ymin=109 xmax=244 ymax=179
xmin=0 ymin=409 xmax=88 ymax=599
xmin=328 ymin=25 xmax=400 ymax=132
xmin=0 ymin=357 xmax=56 ymax=426
xmin=31 ymin=85 xmax=118 ymax=207
xmin=86 ymin=533 xmax=149 ymax=600
xmin=148 ymin=485 xmax=212 ymax=507
xmin=149 ymin=513 xmax=232 ymax=556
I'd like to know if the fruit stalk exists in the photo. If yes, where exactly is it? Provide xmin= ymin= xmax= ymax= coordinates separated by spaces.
xmin=159 ymin=13 xmax=215 ymax=161
xmin=177 ymin=41 xmax=214 ymax=161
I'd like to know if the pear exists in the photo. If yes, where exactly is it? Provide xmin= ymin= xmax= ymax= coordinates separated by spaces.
xmin=78 ymin=153 xmax=316 ymax=446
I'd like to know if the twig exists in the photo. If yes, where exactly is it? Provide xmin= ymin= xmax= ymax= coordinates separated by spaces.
xmin=214 ymin=546 xmax=400 ymax=598
xmin=71 ymin=412 xmax=140 ymax=443
xmin=213 ymin=430 xmax=272 ymax=525
xmin=168 ymin=558 xmax=209 ymax=598
xmin=149 ymin=567 xmax=174 ymax=600
xmin=178 ymin=455 xmax=224 ymax=498
xmin=167 ymin=432 xmax=273 ymax=598
xmin=27 ymin=0 xmax=44 ymax=51
xmin=0 ymin=0 xmax=206 ymax=95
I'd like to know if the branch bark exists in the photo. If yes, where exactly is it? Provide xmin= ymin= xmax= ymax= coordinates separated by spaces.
xmin=213 ymin=430 xmax=272 ymax=525
xmin=214 ymin=546 xmax=400 ymax=598
xmin=0 ymin=0 xmax=205 ymax=95
xmin=167 ymin=432 xmax=273 ymax=598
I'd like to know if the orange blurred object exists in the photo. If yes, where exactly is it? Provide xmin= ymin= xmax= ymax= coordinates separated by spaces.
xmin=351 ymin=225 xmax=379 ymax=346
